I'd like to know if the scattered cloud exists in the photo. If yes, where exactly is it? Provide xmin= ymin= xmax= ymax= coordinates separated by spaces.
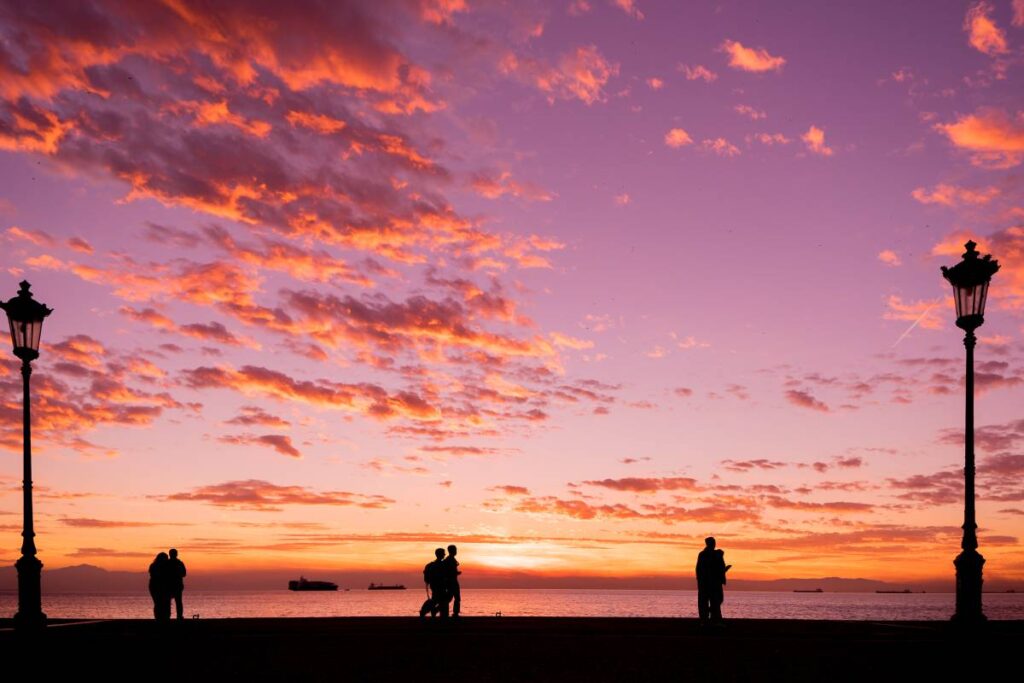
xmin=678 ymin=64 xmax=717 ymax=82
xmin=802 ymin=126 xmax=834 ymax=156
xmin=878 ymin=250 xmax=902 ymax=266
xmin=964 ymin=2 xmax=1009 ymax=56
xmin=162 ymin=479 xmax=394 ymax=512
xmin=720 ymin=40 xmax=786 ymax=73
xmin=936 ymin=108 xmax=1024 ymax=168
xmin=734 ymin=104 xmax=766 ymax=120
xmin=701 ymin=137 xmax=741 ymax=157
xmin=664 ymin=128 xmax=693 ymax=148
xmin=785 ymin=389 xmax=830 ymax=413
xmin=612 ymin=0 xmax=644 ymax=20
xmin=911 ymin=184 xmax=1000 ymax=206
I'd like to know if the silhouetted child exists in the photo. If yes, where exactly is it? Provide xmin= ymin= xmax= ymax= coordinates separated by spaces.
xmin=442 ymin=544 xmax=462 ymax=617
xmin=419 ymin=548 xmax=449 ymax=618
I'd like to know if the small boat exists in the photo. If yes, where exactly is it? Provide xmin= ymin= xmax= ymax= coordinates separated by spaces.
xmin=288 ymin=577 xmax=338 ymax=591
xmin=794 ymin=588 xmax=823 ymax=593
xmin=368 ymin=583 xmax=406 ymax=590
xmin=876 ymin=589 xmax=913 ymax=594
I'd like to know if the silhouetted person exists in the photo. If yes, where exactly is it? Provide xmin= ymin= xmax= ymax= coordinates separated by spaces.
xmin=167 ymin=548 xmax=187 ymax=620
xmin=419 ymin=548 xmax=449 ymax=618
xmin=695 ymin=537 xmax=730 ymax=625
xmin=443 ymin=544 xmax=461 ymax=617
xmin=148 ymin=552 xmax=170 ymax=620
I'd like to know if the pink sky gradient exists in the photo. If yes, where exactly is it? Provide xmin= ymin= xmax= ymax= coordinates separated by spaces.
xmin=1 ymin=0 xmax=1023 ymax=585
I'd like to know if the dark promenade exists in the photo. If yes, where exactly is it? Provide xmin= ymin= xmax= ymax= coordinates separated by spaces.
xmin=2 ymin=617 xmax=1021 ymax=681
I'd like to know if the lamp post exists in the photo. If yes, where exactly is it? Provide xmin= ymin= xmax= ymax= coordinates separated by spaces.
xmin=0 ymin=281 xmax=52 ymax=630
xmin=941 ymin=241 xmax=999 ymax=624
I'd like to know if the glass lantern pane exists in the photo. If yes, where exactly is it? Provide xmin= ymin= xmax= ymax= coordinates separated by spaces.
xmin=976 ymin=282 xmax=989 ymax=318
xmin=16 ymin=320 xmax=27 ymax=349
xmin=7 ymin=318 xmax=16 ymax=351
xmin=29 ymin=319 xmax=42 ymax=351
xmin=956 ymin=287 xmax=969 ymax=319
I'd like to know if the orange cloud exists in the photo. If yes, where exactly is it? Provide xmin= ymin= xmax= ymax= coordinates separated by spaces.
xmin=646 ymin=77 xmax=664 ymax=90
xmin=964 ymin=2 xmax=1009 ymax=56
xmin=417 ymin=0 xmax=469 ymax=25
xmin=169 ymin=100 xmax=272 ymax=138
xmin=802 ymin=126 xmax=833 ymax=156
xmin=6 ymin=226 xmax=56 ymax=247
xmin=612 ymin=0 xmax=644 ymax=20
xmin=1014 ymin=0 xmax=1024 ymax=26
xmin=911 ymin=183 xmax=1000 ymax=206
xmin=720 ymin=40 xmax=786 ymax=73
xmin=285 ymin=110 xmax=347 ymax=135
xmin=0 ymin=101 xmax=73 ymax=154
xmin=501 ymin=45 xmax=619 ymax=105
xmin=664 ymin=128 xmax=693 ymax=148
xmin=936 ymin=108 xmax=1024 ymax=168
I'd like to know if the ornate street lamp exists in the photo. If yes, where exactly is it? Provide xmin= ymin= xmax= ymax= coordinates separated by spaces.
xmin=941 ymin=241 xmax=999 ymax=624
xmin=0 ymin=281 xmax=52 ymax=629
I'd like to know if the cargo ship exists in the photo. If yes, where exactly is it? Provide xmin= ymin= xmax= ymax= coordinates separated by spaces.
xmin=368 ymin=583 xmax=406 ymax=590
xmin=288 ymin=577 xmax=338 ymax=591
xmin=794 ymin=588 xmax=823 ymax=593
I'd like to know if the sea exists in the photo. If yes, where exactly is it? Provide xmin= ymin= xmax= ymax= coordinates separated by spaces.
xmin=2 ymin=589 xmax=1023 ymax=620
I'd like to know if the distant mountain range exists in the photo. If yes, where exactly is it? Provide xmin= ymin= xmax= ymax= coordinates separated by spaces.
xmin=4 ymin=563 xmax=1019 ymax=593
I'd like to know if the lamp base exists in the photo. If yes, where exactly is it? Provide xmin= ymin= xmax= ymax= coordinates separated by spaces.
xmin=13 ymin=554 xmax=47 ymax=630
xmin=952 ymin=548 xmax=986 ymax=624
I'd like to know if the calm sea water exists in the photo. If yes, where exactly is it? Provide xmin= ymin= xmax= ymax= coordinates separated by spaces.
xmin=2 ymin=589 xmax=1023 ymax=620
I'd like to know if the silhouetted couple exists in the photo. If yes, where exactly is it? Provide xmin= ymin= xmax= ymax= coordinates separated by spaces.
xmin=696 ymin=537 xmax=731 ymax=626
xmin=148 ymin=548 xmax=187 ymax=620
xmin=419 ymin=544 xmax=461 ymax=618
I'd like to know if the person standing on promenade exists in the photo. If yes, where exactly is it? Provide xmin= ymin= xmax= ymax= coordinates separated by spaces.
xmin=443 ymin=544 xmax=462 ymax=617
xmin=167 ymin=548 xmax=187 ymax=620
xmin=148 ymin=552 xmax=170 ymax=620
xmin=419 ymin=548 xmax=449 ymax=618
xmin=695 ymin=537 xmax=731 ymax=625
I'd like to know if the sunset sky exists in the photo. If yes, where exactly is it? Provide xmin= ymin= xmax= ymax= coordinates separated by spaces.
xmin=1 ymin=0 xmax=1023 ymax=586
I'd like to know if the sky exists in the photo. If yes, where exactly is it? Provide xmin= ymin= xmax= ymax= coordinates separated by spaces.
xmin=1 ymin=0 xmax=1023 ymax=586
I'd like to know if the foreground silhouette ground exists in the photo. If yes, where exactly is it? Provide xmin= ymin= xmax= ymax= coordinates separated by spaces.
xmin=1 ymin=617 xmax=1021 ymax=681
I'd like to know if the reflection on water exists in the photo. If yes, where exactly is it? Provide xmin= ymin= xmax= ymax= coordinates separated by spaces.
xmin=1 ymin=589 xmax=1023 ymax=620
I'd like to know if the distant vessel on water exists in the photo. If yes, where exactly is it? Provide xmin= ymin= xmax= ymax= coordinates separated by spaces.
xmin=368 ymin=583 xmax=406 ymax=591
xmin=288 ymin=577 xmax=338 ymax=591
xmin=794 ymin=589 xmax=823 ymax=593
xmin=876 ymin=589 xmax=914 ymax=594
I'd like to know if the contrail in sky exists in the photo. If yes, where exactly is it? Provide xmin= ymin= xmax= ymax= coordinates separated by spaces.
xmin=892 ymin=302 xmax=938 ymax=348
